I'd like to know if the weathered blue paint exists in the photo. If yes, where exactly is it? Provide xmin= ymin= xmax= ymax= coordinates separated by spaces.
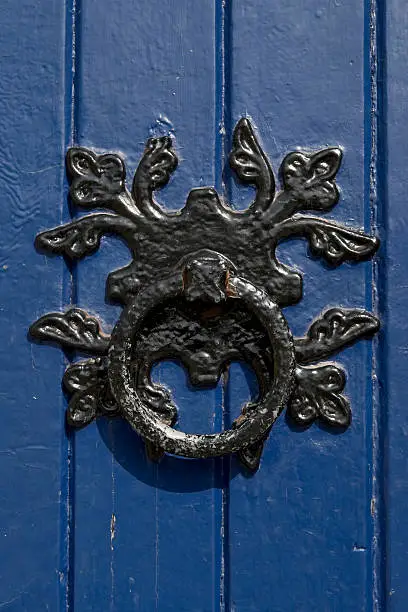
xmin=384 ymin=0 xmax=408 ymax=608
xmin=71 ymin=1 xmax=224 ymax=610
xmin=227 ymin=1 xmax=377 ymax=609
xmin=0 ymin=1 xmax=68 ymax=610
xmin=0 ymin=0 xmax=405 ymax=610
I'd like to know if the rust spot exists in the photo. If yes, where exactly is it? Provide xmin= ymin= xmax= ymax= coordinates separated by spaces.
xmin=234 ymin=413 xmax=248 ymax=427
xmin=200 ymin=305 xmax=225 ymax=319
xmin=226 ymin=272 xmax=238 ymax=298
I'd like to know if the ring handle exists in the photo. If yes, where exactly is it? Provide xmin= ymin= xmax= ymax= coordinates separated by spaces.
xmin=108 ymin=253 xmax=296 ymax=459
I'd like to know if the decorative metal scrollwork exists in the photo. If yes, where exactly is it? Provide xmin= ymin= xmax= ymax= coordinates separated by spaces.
xmin=29 ymin=118 xmax=380 ymax=471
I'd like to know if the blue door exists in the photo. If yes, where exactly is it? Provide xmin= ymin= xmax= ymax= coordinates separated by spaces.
xmin=0 ymin=0 xmax=406 ymax=610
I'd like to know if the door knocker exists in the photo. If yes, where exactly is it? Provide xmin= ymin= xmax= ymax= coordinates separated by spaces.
xmin=29 ymin=118 xmax=380 ymax=470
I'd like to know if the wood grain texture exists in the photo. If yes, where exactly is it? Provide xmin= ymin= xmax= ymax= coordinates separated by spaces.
xmin=383 ymin=0 xmax=408 ymax=608
xmin=226 ymin=0 xmax=378 ymax=610
xmin=0 ymin=1 xmax=67 ymax=609
xmin=0 ymin=0 xmax=404 ymax=610
xmin=70 ymin=1 xmax=224 ymax=610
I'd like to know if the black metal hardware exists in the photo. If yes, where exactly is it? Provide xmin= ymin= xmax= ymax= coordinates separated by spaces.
xmin=29 ymin=118 xmax=380 ymax=470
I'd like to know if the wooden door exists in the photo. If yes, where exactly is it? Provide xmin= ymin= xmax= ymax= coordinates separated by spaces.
xmin=0 ymin=0 xmax=406 ymax=610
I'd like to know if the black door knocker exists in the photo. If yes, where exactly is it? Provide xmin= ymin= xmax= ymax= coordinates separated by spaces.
xmin=29 ymin=118 xmax=380 ymax=471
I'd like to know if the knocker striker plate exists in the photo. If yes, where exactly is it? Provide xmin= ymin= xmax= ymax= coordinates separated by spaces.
xmin=29 ymin=117 xmax=380 ymax=471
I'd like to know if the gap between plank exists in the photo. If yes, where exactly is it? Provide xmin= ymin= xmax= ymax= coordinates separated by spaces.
xmin=59 ymin=1 xmax=81 ymax=610
xmin=366 ymin=0 xmax=388 ymax=609
xmin=215 ymin=1 xmax=233 ymax=610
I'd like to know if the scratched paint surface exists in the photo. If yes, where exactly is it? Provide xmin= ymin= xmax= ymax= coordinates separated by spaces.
xmin=0 ymin=0 xmax=68 ymax=609
xmin=227 ymin=1 xmax=375 ymax=610
xmin=72 ymin=2 xmax=223 ymax=611
xmin=0 ymin=0 xmax=405 ymax=610
xmin=384 ymin=0 xmax=408 ymax=608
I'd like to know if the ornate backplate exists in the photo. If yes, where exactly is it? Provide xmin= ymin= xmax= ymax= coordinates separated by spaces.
xmin=29 ymin=118 xmax=380 ymax=470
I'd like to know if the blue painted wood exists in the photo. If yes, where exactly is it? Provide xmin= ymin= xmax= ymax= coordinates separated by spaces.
xmin=226 ymin=0 xmax=379 ymax=610
xmin=1 ymin=0 xmax=405 ymax=610
xmin=70 ymin=1 xmax=225 ymax=610
xmin=383 ymin=0 xmax=408 ymax=608
xmin=0 ymin=1 xmax=68 ymax=609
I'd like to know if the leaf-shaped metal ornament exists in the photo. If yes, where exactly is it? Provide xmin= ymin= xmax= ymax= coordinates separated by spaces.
xmin=67 ymin=386 xmax=99 ymax=427
xmin=289 ymin=389 xmax=318 ymax=424
xmin=318 ymin=393 xmax=350 ymax=426
xmin=35 ymin=214 xmax=136 ymax=260
xmin=63 ymin=357 xmax=108 ymax=393
xmin=295 ymin=308 xmax=380 ymax=364
xmin=64 ymin=358 xmax=119 ymax=427
xmin=303 ymin=218 xmax=379 ymax=265
xmin=289 ymin=364 xmax=350 ymax=427
xmin=272 ymin=216 xmax=379 ymax=265
xmin=66 ymin=381 xmax=118 ymax=427
xmin=132 ymin=135 xmax=178 ymax=219
xmin=35 ymin=216 xmax=103 ymax=259
xmin=67 ymin=148 xmax=127 ymax=208
xmin=229 ymin=118 xmax=275 ymax=210
xmin=280 ymin=147 xmax=342 ymax=210
xmin=29 ymin=308 xmax=110 ymax=353
xmin=133 ymin=136 xmax=178 ymax=194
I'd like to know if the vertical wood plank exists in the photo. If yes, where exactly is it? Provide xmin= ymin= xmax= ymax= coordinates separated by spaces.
xmin=71 ymin=1 xmax=224 ymax=610
xmin=383 ymin=0 xmax=408 ymax=608
xmin=226 ymin=0 xmax=376 ymax=609
xmin=0 ymin=1 xmax=67 ymax=609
